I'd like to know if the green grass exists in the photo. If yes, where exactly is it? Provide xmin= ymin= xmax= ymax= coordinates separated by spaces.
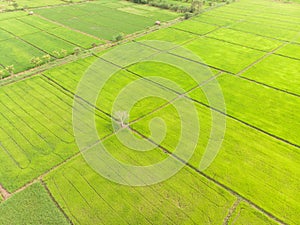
xmin=241 ymin=54 xmax=300 ymax=96
xmin=0 ymin=76 xmax=112 ymax=192
xmin=0 ymin=182 xmax=70 ymax=225
xmin=0 ymin=29 xmax=13 ymax=42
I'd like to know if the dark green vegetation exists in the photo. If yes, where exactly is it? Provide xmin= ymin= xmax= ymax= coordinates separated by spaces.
xmin=0 ymin=182 xmax=70 ymax=225
xmin=1 ymin=0 xmax=300 ymax=224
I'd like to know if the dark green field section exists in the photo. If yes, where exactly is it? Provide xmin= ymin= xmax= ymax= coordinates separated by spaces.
xmin=0 ymin=182 xmax=70 ymax=225
xmin=35 ymin=0 xmax=178 ymax=40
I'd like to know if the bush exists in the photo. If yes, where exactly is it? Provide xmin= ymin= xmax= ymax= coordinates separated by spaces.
xmin=112 ymin=33 xmax=124 ymax=42
xmin=184 ymin=12 xmax=193 ymax=19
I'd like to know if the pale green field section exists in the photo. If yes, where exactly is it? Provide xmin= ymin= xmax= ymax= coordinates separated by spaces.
xmin=0 ymin=76 xmax=112 ymax=192
xmin=43 ymin=137 xmax=236 ymax=224
xmin=188 ymin=74 xmax=300 ymax=146
xmin=241 ymin=54 xmax=300 ymax=96
xmin=132 ymin=97 xmax=300 ymax=224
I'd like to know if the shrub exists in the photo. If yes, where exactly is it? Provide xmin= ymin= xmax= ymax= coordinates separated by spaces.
xmin=112 ymin=33 xmax=124 ymax=42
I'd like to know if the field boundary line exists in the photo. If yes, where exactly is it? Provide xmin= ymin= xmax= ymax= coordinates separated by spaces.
xmin=129 ymin=127 xmax=286 ymax=225
xmin=188 ymin=96 xmax=300 ymax=149
xmin=99 ymin=41 xmax=300 ymax=148
xmin=34 ymin=14 xmax=105 ymax=41
xmin=235 ymin=43 xmax=288 ymax=76
xmin=40 ymin=180 xmax=74 ymax=225
xmin=15 ymin=17 xmax=90 ymax=49
xmin=223 ymin=197 xmax=242 ymax=225
xmin=134 ymin=40 xmax=300 ymax=98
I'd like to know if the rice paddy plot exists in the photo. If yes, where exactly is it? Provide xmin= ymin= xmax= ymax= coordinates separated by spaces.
xmin=0 ymin=76 xmax=112 ymax=192
xmin=0 ymin=19 xmax=40 ymax=36
xmin=34 ymin=1 xmax=178 ymax=40
xmin=132 ymin=97 xmax=300 ymax=224
xmin=0 ymin=38 xmax=45 ymax=75
xmin=228 ymin=201 xmax=278 ymax=225
xmin=0 ymin=182 xmax=70 ymax=225
xmin=171 ymin=37 xmax=265 ymax=74
xmin=47 ymin=26 xmax=105 ymax=49
xmin=228 ymin=21 xmax=300 ymax=43
xmin=43 ymin=141 xmax=236 ymax=225
xmin=192 ymin=14 xmax=238 ymax=27
xmin=136 ymin=28 xmax=197 ymax=50
xmin=21 ymin=31 xmax=78 ymax=57
xmin=206 ymin=28 xmax=283 ymax=51
xmin=171 ymin=20 xmax=218 ymax=35
xmin=188 ymin=73 xmax=300 ymax=147
xmin=276 ymin=43 xmax=300 ymax=60
xmin=241 ymin=54 xmax=300 ymax=96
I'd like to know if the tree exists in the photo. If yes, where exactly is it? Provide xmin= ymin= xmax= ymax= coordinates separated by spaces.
xmin=74 ymin=47 xmax=81 ymax=56
xmin=5 ymin=65 xmax=14 ymax=76
xmin=12 ymin=2 xmax=18 ymax=9
xmin=52 ymin=50 xmax=60 ymax=58
xmin=42 ymin=54 xmax=51 ymax=63
xmin=61 ymin=49 xmax=67 ymax=57
xmin=191 ymin=0 xmax=203 ymax=13
xmin=114 ymin=111 xmax=128 ymax=128
xmin=0 ymin=70 xmax=4 ymax=79
xmin=31 ymin=57 xmax=42 ymax=66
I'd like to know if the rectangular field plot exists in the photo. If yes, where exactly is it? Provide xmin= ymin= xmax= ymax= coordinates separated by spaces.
xmin=0 ymin=38 xmax=45 ymax=74
xmin=35 ymin=1 xmax=178 ymax=40
xmin=47 ymin=26 xmax=104 ymax=49
xmin=43 ymin=140 xmax=235 ymax=224
xmin=276 ymin=43 xmax=300 ymax=60
xmin=172 ymin=37 xmax=264 ymax=74
xmin=19 ymin=15 xmax=60 ymax=30
xmin=136 ymin=28 xmax=197 ymax=50
xmin=0 ymin=29 xmax=13 ymax=42
xmin=228 ymin=21 xmax=300 ymax=42
xmin=188 ymin=74 xmax=300 ymax=147
xmin=241 ymin=54 xmax=300 ymax=96
xmin=132 ymin=98 xmax=300 ymax=224
xmin=21 ymin=31 xmax=77 ymax=57
xmin=0 ymin=182 xmax=70 ymax=225
xmin=206 ymin=28 xmax=282 ymax=51
xmin=0 ymin=76 xmax=112 ymax=192
xmin=192 ymin=14 xmax=238 ymax=26
xmin=0 ymin=19 xmax=40 ymax=36
xmin=171 ymin=20 xmax=218 ymax=35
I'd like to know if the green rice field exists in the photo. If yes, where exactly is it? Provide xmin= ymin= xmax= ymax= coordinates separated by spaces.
xmin=0 ymin=0 xmax=299 ymax=224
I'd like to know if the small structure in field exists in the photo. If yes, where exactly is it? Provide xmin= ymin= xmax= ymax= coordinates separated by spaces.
xmin=28 ymin=11 xmax=34 ymax=15
xmin=155 ymin=20 xmax=161 ymax=26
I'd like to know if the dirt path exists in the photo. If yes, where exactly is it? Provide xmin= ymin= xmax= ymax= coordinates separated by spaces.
xmin=0 ymin=184 xmax=11 ymax=200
